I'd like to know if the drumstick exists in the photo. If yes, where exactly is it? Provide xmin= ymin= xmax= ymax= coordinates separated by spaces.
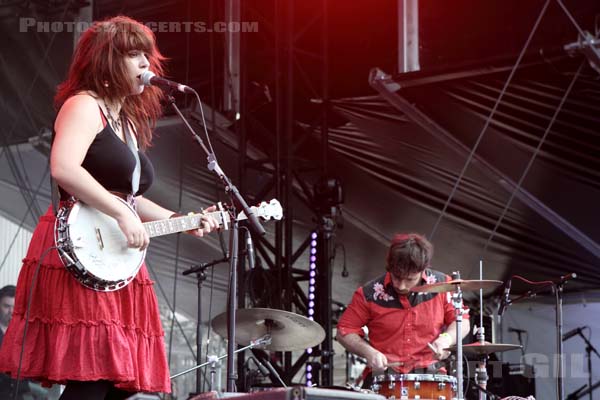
xmin=427 ymin=342 xmax=442 ymax=356
xmin=387 ymin=361 xmax=403 ymax=367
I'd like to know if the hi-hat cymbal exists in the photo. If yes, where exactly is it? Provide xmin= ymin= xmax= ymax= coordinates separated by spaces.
xmin=445 ymin=341 xmax=522 ymax=355
xmin=211 ymin=308 xmax=326 ymax=351
xmin=411 ymin=279 xmax=502 ymax=293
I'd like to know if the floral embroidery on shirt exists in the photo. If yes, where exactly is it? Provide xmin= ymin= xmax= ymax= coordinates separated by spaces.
xmin=373 ymin=282 xmax=394 ymax=302
xmin=424 ymin=274 xmax=437 ymax=285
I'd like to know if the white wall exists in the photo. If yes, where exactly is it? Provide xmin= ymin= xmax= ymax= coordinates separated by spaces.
xmin=0 ymin=215 xmax=33 ymax=287
xmin=500 ymin=296 xmax=600 ymax=400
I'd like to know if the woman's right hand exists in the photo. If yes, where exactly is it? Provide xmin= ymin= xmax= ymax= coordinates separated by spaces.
xmin=116 ymin=208 xmax=149 ymax=250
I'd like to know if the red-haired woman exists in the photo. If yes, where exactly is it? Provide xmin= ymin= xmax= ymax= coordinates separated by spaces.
xmin=0 ymin=16 xmax=218 ymax=400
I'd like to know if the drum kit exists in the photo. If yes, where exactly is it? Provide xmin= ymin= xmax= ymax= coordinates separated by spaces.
xmin=176 ymin=274 xmax=523 ymax=400
xmin=403 ymin=274 xmax=521 ymax=400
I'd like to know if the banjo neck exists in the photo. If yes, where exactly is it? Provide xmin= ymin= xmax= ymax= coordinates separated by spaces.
xmin=143 ymin=210 xmax=234 ymax=238
xmin=141 ymin=199 xmax=283 ymax=239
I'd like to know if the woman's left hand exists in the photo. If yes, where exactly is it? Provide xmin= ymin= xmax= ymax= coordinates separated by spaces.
xmin=187 ymin=205 xmax=220 ymax=238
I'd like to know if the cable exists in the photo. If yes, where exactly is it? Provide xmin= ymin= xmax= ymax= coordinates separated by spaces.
xmin=202 ymin=264 xmax=216 ymax=392
xmin=555 ymin=0 xmax=588 ymax=39
xmin=463 ymin=353 xmax=470 ymax=399
xmin=480 ymin=59 xmax=585 ymax=256
xmin=512 ymin=274 xmax=555 ymax=286
xmin=13 ymin=245 xmax=56 ymax=400
xmin=167 ymin=89 xmax=187 ymax=374
xmin=333 ymin=243 xmax=348 ymax=277
xmin=429 ymin=0 xmax=551 ymax=240
xmin=145 ymin=260 xmax=198 ymax=361
xmin=191 ymin=90 xmax=218 ymax=157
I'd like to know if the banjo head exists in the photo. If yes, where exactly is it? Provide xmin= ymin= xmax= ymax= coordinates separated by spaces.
xmin=56 ymin=197 xmax=145 ymax=291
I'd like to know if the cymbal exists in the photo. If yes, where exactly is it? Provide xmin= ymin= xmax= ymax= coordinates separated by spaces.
xmin=411 ymin=279 xmax=502 ymax=293
xmin=445 ymin=341 xmax=522 ymax=355
xmin=211 ymin=308 xmax=326 ymax=351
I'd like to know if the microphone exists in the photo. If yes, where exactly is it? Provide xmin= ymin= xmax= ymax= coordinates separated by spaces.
xmin=246 ymin=230 xmax=255 ymax=270
xmin=562 ymin=326 xmax=587 ymax=342
xmin=557 ymin=272 xmax=577 ymax=284
xmin=140 ymin=70 xmax=194 ymax=94
xmin=498 ymin=279 xmax=512 ymax=317
xmin=508 ymin=327 xmax=527 ymax=334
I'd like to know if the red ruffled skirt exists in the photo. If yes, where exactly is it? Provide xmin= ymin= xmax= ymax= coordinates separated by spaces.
xmin=0 ymin=206 xmax=171 ymax=393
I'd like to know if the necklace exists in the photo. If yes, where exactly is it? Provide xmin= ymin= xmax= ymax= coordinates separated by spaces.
xmin=105 ymin=103 xmax=122 ymax=132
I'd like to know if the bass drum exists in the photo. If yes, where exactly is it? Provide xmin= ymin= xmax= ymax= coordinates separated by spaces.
xmin=371 ymin=373 xmax=457 ymax=399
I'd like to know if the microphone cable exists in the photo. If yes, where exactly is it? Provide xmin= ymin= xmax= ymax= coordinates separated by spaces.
xmin=13 ymin=245 xmax=57 ymax=400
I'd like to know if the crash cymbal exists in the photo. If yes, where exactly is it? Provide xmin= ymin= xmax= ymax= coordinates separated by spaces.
xmin=411 ymin=279 xmax=502 ymax=293
xmin=445 ymin=341 xmax=522 ymax=355
xmin=211 ymin=308 xmax=326 ymax=351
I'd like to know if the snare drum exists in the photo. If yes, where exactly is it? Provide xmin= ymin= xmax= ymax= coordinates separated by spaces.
xmin=371 ymin=373 xmax=457 ymax=399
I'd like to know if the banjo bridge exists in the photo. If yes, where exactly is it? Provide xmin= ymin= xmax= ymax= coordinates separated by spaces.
xmin=95 ymin=227 xmax=105 ymax=250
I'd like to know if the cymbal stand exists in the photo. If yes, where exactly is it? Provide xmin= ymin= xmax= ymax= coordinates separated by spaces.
xmin=207 ymin=355 xmax=222 ymax=391
xmin=170 ymin=335 xmax=272 ymax=383
xmin=182 ymin=257 xmax=229 ymax=394
xmin=474 ymin=358 xmax=489 ymax=400
xmin=475 ymin=259 xmax=489 ymax=400
xmin=451 ymin=271 xmax=466 ymax=400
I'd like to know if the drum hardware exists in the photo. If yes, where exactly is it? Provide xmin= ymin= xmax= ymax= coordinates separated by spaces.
xmin=371 ymin=373 xmax=457 ymax=400
xmin=211 ymin=308 xmax=324 ymax=390
xmin=410 ymin=279 xmax=502 ymax=294
xmin=207 ymin=355 xmax=222 ymax=391
xmin=411 ymin=268 xmax=503 ymax=400
xmin=170 ymin=335 xmax=272 ymax=382
xmin=445 ymin=342 xmax=522 ymax=356
xmin=450 ymin=272 xmax=466 ymax=400
xmin=211 ymin=307 xmax=326 ymax=352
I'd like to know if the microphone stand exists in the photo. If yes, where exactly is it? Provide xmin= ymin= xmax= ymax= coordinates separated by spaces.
xmin=166 ymin=92 xmax=265 ymax=393
xmin=567 ymin=380 xmax=600 ymax=400
xmin=182 ymin=257 xmax=229 ymax=396
xmin=504 ymin=273 xmax=576 ymax=400
xmin=513 ymin=330 xmax=526 ymax=358
xmin=572 ymin=329 xmax=600 ymax=400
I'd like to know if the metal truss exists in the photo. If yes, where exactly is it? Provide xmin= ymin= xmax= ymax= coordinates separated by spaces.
xmin=235 ymin=0 xmax=337 ymax=389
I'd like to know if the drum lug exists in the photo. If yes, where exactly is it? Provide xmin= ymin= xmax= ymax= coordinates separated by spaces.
xmin=439 ymin=381 xmax=446 ymax=390
xmin=438 ymin=397 xmax=446 ymax=400
xmin=414 ymin=381 xmax=420 ymax=390
xmin=414 ymin=396 xmax=420 ymax=400
xmin=371 ymin=384 xmax=380 ymax=392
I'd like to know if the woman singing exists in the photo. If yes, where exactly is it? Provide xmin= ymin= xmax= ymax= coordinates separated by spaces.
xmin=0 ymin=15 xmax=218 ymax=399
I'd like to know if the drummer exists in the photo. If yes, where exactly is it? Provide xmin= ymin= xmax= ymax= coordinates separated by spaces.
xmin=336 ymin=233 xmax=470 ymax=386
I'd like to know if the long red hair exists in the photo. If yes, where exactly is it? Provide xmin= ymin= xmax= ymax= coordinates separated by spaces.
xmin=55 ymin=15 xmax=166 ymax=149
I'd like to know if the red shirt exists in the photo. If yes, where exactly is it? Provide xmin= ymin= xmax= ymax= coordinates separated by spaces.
xmin=337 ymin=269 xmax=469 ymax=374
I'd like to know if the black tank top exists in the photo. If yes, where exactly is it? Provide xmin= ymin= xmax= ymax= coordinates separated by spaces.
xmin=57 ymin=107 xmax=154 ymax=200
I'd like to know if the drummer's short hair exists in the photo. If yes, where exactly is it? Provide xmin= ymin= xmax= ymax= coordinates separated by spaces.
xmin=0 ymin=285 xmax=16 ymax=301
xmin=385 ymin=233 xmax=433 ymax=276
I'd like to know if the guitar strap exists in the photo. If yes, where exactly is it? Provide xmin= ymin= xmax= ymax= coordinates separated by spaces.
xmin=51 ymin=176 xmax=60 ymax=216
xmin=50 ymin=124 xmax=60 ymax=216
xmin=122 ymin=116 xmax=141 ymax=201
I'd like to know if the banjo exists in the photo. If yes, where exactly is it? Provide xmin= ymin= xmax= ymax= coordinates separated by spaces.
xmin=54 ymin=196 xmax=283 ymax=292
